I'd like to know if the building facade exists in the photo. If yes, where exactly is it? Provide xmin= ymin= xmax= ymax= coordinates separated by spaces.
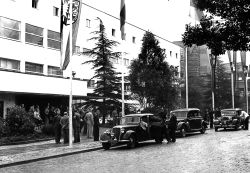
xmin=0 ymin=0 xmax=181 ymax=118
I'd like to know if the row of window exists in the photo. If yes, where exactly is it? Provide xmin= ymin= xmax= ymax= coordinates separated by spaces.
xmin=87 ymin=79 xmax=131 ymax=90
xmin=0 ymin=16 xmax=61 ymax=50
xmin=0 ymin=57 xmax=62 ymax=76
xmin=86 ymin=19 xmax=136 ymax=43
xmin=110 ymin=57 xmax=130 ymax=66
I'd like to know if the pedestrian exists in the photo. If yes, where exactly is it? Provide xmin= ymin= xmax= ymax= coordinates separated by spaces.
xmin=34 ymin=105 xmax=43 ymax=132
xmin=84 ymin=108 xmax=94 ymax=138
xmin=54 ymin=108 xmax=62 ymax=144
xmin=44 ymin=103 xmax=50 ymax=125
xmin=204 ymin=108 xmax=209 ymax=124
xmin=240 ymin=111 xmax=249 ymax=130
xmin=112 ymin=108 xmax=118 ymax=126
xmin=60 ymin=112 xmax=69 ymax=144
xmin=209 ymin=108 xmax=214 ymax=128
xmin=93 ymin=109 xmax=100 ymax=141
xmin=168 ymin=112 xmax=177 ymax=143
xmin=73 ymin=108 xmax=81 ymax=143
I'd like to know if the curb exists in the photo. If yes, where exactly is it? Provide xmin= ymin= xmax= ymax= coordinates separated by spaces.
xmin=0 ymin=137 xmax=54 ymax=146
xmin=0 ymin=146 xmax=103 ymax=168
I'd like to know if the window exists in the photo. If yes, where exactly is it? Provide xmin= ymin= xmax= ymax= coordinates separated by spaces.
xmin=48 ymin=66 xmax=62 ymax=76
xmin=32 ymin=0 xmax=39 ymax=9
xmin=47 ymin=30 xmax=60 ymax=49
xmin=25 ymin=62 xmax=43 ymax=73
xmin=53 ymin=7 xmax=59 ymax=17
xmin=0 ymin=57 xmax=20 ymax=71
xmin=112 ymin=29 xmax=115 ymax=36
xmin=123 ymin=58 xmax=129 ymax=66
xmin=25 ymin=24 xmax=43 ymax=46
xmin=87 ymin=80 xmax=95 ymax=88
xmin=0 ymin=16 xmax=21 ymax=40
xmin=74 ymin=46 xmax=80 ymax=54
xmin=111 ymin=57 xmax=119 ymax=64
xmin=132 ymin=36 xmax=136 ymax=43
xmin=86 ymin=19 xmax=91 ymax=28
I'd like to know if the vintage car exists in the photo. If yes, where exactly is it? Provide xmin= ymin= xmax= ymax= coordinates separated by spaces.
xmin=100 ymin=113 xmax=166 ymax=150
xmin=167 ymin=108 xmax=207 ymax=137
xmin=213 ymin=108 xmax=244 ymax=131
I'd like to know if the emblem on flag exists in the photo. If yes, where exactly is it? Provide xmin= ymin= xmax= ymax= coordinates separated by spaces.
xmin=62 ymin=0 xmax=80 ymax=25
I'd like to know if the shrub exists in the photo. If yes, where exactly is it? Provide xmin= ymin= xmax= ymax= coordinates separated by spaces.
xmin=0 ymin=117 xmax=9 ymax=137
xmin=5 ymin=106 xmax=35 ymax=136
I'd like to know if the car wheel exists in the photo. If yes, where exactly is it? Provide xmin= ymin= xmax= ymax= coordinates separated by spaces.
xmin=102 ymin=143 xmax=111 ymax=150
xmin=127 ymin=135 xmax=136 ymax=149
xmin=200 ymin=125 xmax=206 ymax=134
xmin=180 ymin=127 xmax=187 ymax=137
xmin=215 ymin=127 xmax=218 ymax=132
xmin=155 ymin=137 xmax=163 ymax=144
xmin=235 ymin=125 xmax=239 ymax=130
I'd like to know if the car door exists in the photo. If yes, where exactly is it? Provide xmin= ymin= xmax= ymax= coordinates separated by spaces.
xmin=187 ymin=111 xmax=200 ymax=130
xmin=138 ymin=115 xmax=149 ymax=140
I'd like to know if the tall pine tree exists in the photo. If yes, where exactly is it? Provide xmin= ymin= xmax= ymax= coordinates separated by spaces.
xmin=82 ymin=21 xmax=121 ymax=122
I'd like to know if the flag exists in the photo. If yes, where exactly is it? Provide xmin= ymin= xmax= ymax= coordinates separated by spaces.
xmin=120 ymin=0 xmax=126 ymax=40
xmin=189 ymin=0 xmax=203 ymax=22
xmin=60 ymin=0 xmax=82 ymax=70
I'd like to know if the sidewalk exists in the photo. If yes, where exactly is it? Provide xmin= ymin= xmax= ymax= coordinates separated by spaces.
xmin=0 ymin=127 xmax=108 ymax=168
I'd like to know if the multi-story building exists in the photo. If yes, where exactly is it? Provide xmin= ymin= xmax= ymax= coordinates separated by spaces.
xmin=0 ymin=0 xmax=181 ymax=118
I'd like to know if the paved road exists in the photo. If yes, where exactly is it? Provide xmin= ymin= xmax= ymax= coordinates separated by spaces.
xmin=1 ymin=129 xmax=250 ymax=173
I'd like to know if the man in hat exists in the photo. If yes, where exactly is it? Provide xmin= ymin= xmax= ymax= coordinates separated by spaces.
xmin=60 ymin=112 xmax=69 ymax=144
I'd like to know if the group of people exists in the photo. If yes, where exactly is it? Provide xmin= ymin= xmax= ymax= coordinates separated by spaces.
xmin=54 ymin=106 xmax=101 ymax=144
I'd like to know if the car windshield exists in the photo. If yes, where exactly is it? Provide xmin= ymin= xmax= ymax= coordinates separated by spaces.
xmin=171 ymin=111 xmax=186 ymax=118
xmin=221 ymin=110 xmax=236 ymax=116
xmin=120 ymin=116 xmax=140 ymax=125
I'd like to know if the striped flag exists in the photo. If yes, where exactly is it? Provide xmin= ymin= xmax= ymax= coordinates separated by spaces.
xmin=60 ymin=0 xmax=82 ymax=70
xmin=120 ymin=0 xmax=126 ymax=40
xmin=189 ymin=0 xmax=203 ymax=22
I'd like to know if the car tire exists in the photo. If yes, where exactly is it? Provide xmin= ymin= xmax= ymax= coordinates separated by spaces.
xmin=180 ymin=127 xmax=187 ymax=137
xmin=127 ymin=135 xmax=136 ymax=149
xmin=215 ymin=127 xmax=218 ymax=132
xmin=102 ymin=143 xmax=111 ymax=150
xmin=200 ymin=125 xmax=206 ymax=134
xmin=155 ymin=137 xmax=163 ymax=144
xmin=234 ymin=124 xmax=239 ymax=130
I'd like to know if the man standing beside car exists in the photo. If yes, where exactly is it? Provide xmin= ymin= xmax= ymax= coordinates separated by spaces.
xmin=240 ymin=111 xmax=249 ymax=130
xmin=169 ymin=113 xmax=177 ymax=142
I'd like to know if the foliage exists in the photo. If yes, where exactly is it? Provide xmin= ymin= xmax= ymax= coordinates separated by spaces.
xmin=128 ymin=31 xmax=178 ymax=111
xmin=82 ymin=21 xmax=122 ymax=120
xmin=41 ymin=124 xmax=54 ymax=136
xmin=5 ymin=106 xmax=35 ymax=136
xmin=189 ymin=0 xmax=250 ymax=52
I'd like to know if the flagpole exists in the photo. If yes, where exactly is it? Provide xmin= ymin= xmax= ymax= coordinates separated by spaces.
xmin=122 ymin=51 xmax=125 ymax=117
xmin=185 ymin=47 xmax=188 ymax=108
xmin=68 ymin=0 xmax=73 ymax=147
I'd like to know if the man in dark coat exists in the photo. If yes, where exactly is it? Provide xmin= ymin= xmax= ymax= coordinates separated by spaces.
xmin=54 ymin=108 xmax=62 ymax=144
xmin=169 ymin=113 xmax=177 ymax=142
xmin=93 ymin=109 xmax=100 ymax=141
xmin=60 ymin=112 xmax=69 ymax=144
xmin=73 ymin=109 xmax=81 ymax=143
xmin=209 ymin=109 xmax=214 ymax=128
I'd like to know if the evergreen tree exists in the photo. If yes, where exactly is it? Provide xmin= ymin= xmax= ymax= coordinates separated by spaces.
xmin=82 ymin=21 xmax=121 ymax=122
xmin=128 ymin=31 xmax=178 ymax=112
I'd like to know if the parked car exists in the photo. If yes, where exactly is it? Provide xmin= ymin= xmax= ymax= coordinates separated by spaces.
xmin=100 ymin=113 xmax=166 ymax=150
xmin=213 ymin=108 xmax=245 ymax=131
xmin=167 ymin=108 xmax=207 ymax=137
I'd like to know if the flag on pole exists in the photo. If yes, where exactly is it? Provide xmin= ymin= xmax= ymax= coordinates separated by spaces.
xmin=120 ymin=0 xmax=126 ymax=40
xmin=60 ymin=0 xmax=82 ymax=70
xmin=189 ymin=0 xmax=203 ymax=22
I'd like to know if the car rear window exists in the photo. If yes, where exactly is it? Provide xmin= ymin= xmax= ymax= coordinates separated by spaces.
xmin=171 ymin=111 xmax=187 ymax=118
xmin=221 ymin=110 xmax=236 ymax=116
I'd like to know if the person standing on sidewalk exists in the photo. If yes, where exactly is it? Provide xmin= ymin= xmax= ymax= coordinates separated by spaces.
xmin=84 ymin=108 xmax=94 ymax=138
xmin=240 ymin=111 xmax=249 ymax=130
xmin=169 ymin=113 xmax=177 ymax=142
xmin=73 ymin=108 xmax=81 ymax=143
xmin=93 ymin=109 xmax=100 ymax=141
xmin=60 ymin=112 xmax=69 ymax=144
xmin=209 ymin=108 xmax=214 ymax=128
xmin=54 ymin=108 xmax=62 ymax=144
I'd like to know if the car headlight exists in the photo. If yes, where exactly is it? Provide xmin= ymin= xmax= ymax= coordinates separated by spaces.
xmin=104 ymin=129 xmax=111 ymax=134
xmin=120 ymin=128 xmax=125 ymax=133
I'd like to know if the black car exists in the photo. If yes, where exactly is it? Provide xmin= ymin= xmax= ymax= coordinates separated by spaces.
xmin=213 ymin=108 xmax=245 ymax=131
xmin=168 ymin=108 xmax=207 ymax=137
xmin=100 ymin=113 xmax=166 ymax=150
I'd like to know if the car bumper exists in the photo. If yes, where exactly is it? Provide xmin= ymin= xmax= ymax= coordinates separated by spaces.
xmin=214 ymin=124 xmax=237 ymax=128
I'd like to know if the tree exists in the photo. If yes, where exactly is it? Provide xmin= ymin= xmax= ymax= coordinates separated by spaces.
xmin=193 ymin=0 xmax=250 ymax=52
xmin=82 ymin=21 xmax=121 ymax=123
xmin=128 ymin=31 xmax=178 ymax=112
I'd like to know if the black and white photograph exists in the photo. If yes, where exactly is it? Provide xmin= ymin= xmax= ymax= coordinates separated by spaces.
xmin=0 ymin=0 xmax=250 ymax=172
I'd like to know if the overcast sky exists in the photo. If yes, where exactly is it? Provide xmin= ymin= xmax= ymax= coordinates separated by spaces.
xmin=83 ymin=0 xmax=190 ymax=42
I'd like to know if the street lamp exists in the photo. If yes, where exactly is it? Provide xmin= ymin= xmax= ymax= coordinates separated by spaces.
xmin=230 ymin=62 xmax=235 ymax=109
xmin=243 ymin=65 xmax=249 ymax=114
xmin=210 ymin=54 xmax=217 ymax=112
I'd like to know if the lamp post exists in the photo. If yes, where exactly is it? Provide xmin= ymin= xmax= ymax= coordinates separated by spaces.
xmin=230 ymin=62 xmax=235 ymax=109
xmin=210 ymin=54 xmax=217 ymax=112
xmin=243 ymin=65 xmax=249 ymax=114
